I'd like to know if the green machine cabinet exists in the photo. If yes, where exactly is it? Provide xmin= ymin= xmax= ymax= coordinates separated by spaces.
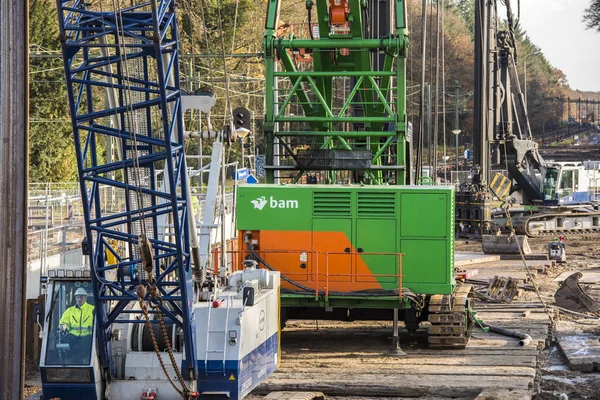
xmin=236 ymin=184 xmax=455 ymax=307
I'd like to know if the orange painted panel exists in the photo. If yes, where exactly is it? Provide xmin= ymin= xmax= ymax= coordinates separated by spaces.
xmin=237 ymin=229 xmax=385 ymax=293
xmin=259 ymin=230 xmax=312 ymax=282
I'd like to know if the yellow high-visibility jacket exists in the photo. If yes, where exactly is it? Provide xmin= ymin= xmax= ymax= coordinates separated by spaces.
xmin=59 ymin=302 xmax=95 ymax=337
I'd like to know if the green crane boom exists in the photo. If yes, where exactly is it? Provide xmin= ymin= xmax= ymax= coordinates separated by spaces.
xmin=263 ymin=0 xmax=409 ymax=185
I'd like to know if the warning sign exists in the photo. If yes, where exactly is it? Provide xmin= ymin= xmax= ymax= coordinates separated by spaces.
xmin=228 ymin=374 xmax=236 ymax=381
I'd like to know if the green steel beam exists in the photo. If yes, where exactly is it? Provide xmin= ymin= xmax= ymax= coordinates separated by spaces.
xmin=276 ymin=116 xmax=395 ymax=123
xmin=276 ymin=38 xmax=403 ymax=50
xmin=273 ymin=71 xmax=396 ymax=77
xmin=273 ymin=129 xmax=407 ymax=137
xmin=281 ymin=294 xmax=413 ymax=309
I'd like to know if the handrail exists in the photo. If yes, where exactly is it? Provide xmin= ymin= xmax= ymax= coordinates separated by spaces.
xmin=215 ymin=248 xmax=404 ymax=299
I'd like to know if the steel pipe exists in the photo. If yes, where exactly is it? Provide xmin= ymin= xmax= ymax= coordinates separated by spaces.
xmin=482 ymin=322 xmax=532 ymax=347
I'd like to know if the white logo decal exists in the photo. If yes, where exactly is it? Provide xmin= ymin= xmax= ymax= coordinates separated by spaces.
xmin=251 ymin=196 xmax=268 ymax=210
xmin=251 ymin=196 xmax=298 ymax=210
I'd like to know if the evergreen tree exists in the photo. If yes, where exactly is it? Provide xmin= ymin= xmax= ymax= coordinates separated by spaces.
xmin=584 ymin=0 xmax=600 ymax=31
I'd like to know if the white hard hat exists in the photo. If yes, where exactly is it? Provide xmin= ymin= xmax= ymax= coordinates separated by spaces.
xmin=75 ymin=288 xmax=88 ymax=296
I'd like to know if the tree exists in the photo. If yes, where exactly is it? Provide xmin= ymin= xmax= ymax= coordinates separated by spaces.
xmin=583 ymin=0 xmax=600 ymax=31
xmin=450 ymin=0 xmax=475 ymax=36
xmin=29 ymin=0 xmax=77 ymax=182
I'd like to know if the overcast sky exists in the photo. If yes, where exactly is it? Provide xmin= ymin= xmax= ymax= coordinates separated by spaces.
xmin=517 ymin=0 xmax=600 ymax=92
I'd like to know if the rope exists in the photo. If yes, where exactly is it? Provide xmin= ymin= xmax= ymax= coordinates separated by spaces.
xmin=197 ymin=0 xmax=216 ymax=91
xmin=433 ymin=0 xmax=441 ymax=178
xmin=230 ymin=0 xmax=240 ymax=55
xmin=111 ymin=0 xmax=149 ymax=240
xmin=215 ymin=0 xmax=234 ymax=127
xmin=441 ymin=0 xmax=447 ymax=183
xmin=500 ymin=143 xmax=555 ymax=325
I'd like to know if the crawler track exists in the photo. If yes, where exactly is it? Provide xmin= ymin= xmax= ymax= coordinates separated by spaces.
xmin=428 ymin=284 xmax=475 ymax=349
xmin=512 ymin=211 xmax=600 ymax=237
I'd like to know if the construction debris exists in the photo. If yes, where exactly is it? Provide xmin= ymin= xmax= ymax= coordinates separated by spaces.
xmin=557 ymin=335 xmax=600 ymax=372
xmin=554 ymin=272 xmax=600 ymax=314
xmin=487 ymin=276 xmax=520 ymax=303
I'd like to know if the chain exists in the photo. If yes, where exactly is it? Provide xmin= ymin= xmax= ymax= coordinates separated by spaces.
xmin=137 ymin=284 xmax=192 ymax=399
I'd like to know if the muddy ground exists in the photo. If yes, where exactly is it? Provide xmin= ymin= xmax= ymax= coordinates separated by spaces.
xmin=458 ymin=236 xmax=600 ymax=400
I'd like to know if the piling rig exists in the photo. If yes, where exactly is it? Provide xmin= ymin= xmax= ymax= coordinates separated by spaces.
xmin=234 ymin=0 xmax=478 ymax=350
xmin=459 ymin=0 xmax=600 ymax=241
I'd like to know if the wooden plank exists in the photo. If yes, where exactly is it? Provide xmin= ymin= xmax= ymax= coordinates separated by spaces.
xmin=264 ymin=392 xmax=325 ymax=400
xmin=273 ymin=315 xmax=547 ymax=399
xmin=408 ymin=348 xmax=540 ymax=356
xmin=557 ymin=335 xmax=600 ymax=372
xmin=256 ymin=374 xmax=534 ymax=398
xmin=279 ymin=355 xmax=538 ymax=368
xmin=475 ymin=389 xmax=532 ymax=400
xmin=455 ymin=252 xmax=501 ymax=267
xmin=276 ymin=364 xmax=536 ymax=378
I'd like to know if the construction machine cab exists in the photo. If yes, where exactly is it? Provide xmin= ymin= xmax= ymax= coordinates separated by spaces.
xmin=39 ymin=274 xmax=103 ymax=400
xmin=542 ymin=166 xmax=560 ymax=205
xmin=43 ymin=280 xmax=95 ymax=366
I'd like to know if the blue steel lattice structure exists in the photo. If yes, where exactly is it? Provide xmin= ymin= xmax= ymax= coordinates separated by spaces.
xmin=56 ymin=0 xmax=197 ymax=378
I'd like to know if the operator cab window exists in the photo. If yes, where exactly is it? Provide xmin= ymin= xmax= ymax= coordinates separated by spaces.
xmin=44 ymin=281 xmax=95 ymax=366
xmin=543 ymin=169 xmax=559 ymax=200
xmin=560 ymin=170 xmax=574 ymax=195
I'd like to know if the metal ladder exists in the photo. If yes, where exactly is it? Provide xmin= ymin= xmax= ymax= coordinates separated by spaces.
xmin=204 ymin=294 xmax=232 ymax=375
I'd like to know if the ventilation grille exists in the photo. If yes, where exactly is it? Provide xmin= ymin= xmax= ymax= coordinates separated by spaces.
xmin=357 ymin=192 xmax=396 ymax=216
xmin=313 ymin=192 xmax=352 ymax=215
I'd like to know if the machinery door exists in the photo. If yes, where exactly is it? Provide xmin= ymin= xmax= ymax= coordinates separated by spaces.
xmin=312 ymin=218 xmax=353 ymax=283
xmin=356 ymin=219 xmax=397 ymax=284
xmin=259 ymin=230 xmax=312 ymax=283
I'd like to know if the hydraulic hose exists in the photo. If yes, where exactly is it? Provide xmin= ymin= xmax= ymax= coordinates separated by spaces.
xmin=481 ymin=322 xmax=532 ymax=346
xmin=244 ymin=235 xmax=313 ymax=292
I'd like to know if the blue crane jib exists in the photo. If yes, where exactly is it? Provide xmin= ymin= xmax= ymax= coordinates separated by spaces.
xmin=55 ymin=0 xmax=197 ymax=378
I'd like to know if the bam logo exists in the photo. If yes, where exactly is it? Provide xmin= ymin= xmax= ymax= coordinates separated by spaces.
xmin=250 ymin=196 xmax=268 ymax=210
xmin=251 ymin=196 xmax=298 ymax=210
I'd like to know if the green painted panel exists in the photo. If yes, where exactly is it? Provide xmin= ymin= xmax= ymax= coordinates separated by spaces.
xmin=237 ymin=184 xmax=455 ymax=297
xmin=236 ymin=185 xmax=312 ymax=230
xmin=400 ymin=192 xmax=448 ymax=237
xmin=312 ymin=218 xmax=352 ymax=247
xmin=400 ymin=239 xmax=452 ymax=294
xmin=357 ymin=219 xmax=397 ymax=284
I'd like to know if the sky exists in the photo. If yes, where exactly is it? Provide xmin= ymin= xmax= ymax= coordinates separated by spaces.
xmin=517 ymin=0 xmax=600 ymax=92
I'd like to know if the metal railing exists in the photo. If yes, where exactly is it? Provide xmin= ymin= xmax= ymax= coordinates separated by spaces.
xmin=219 ymin=248 xmax=404 ymax=299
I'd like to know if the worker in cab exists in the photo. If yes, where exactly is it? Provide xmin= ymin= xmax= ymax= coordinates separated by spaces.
xmin=59 ymin=287 xmax=95 ymax=364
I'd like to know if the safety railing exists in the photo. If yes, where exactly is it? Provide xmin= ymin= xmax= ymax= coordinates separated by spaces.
xmin=215 ymin=248 xmax=404 ymax=299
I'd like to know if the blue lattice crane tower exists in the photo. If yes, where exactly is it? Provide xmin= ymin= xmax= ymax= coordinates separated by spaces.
xmin=55 ymin=0 xmax=197 ymax=380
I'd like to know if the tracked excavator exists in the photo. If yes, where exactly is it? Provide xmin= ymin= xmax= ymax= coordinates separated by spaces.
xmin=457 ymin=0 xmax=600 ymax=249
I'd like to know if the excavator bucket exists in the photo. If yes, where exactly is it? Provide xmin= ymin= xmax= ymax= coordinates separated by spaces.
xmin=482 ymin=234 xmax=532 ymax=255
xmin=555 ymin=272 xmax=600 ymax=314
